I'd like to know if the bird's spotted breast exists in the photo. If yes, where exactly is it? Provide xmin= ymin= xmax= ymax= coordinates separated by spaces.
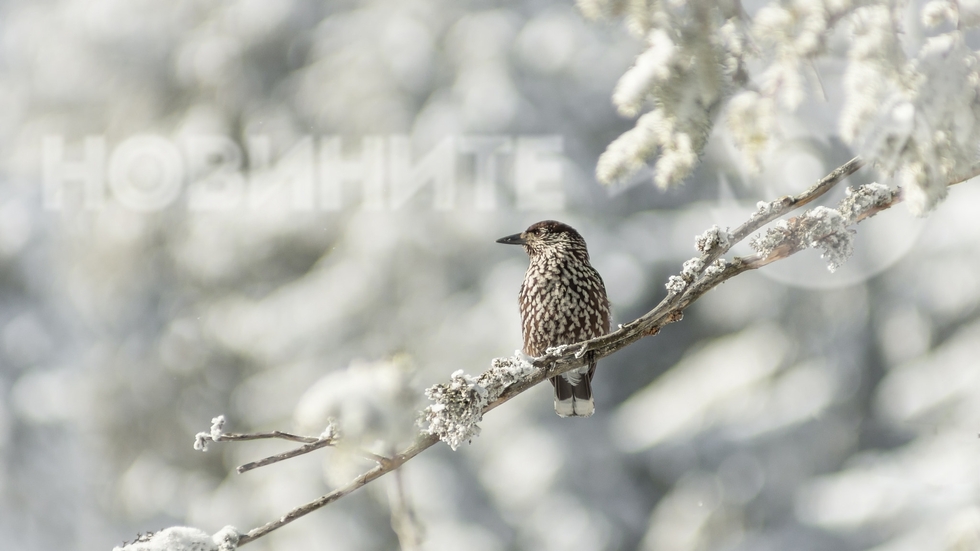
xmin=520 ymin=256 xmax=610 ymax=357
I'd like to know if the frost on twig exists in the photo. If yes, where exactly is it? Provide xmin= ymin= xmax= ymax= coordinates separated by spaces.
xmin=420 ymin=355 xmax=534 ymax=450
xmin=665 ymin=275 xmax=689 ymax=294
xmin=705 ymin=258 xmax=728 ymax=277
xmin=664 ymin=256 xmax=708 ymax=294
xmin=664 ymin=274 xmax=689 ymax=294
xmin=114 ymin=526 xmax=241 ymax=551
xmin=191 ymin=414 xmax=352 ymax=473
xmin=754 ymin=199 xmax=784 ymax=218
xmin=193 ymin=415 xmax=227 ymax=452
xmin=695 ymin=225 xmax=731 ymax=254
xmin=682 ymin=257 xmax=705 ymax=276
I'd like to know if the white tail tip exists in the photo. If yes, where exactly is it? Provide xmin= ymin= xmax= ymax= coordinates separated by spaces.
xmin=555 ymin=397 xmax=595 ymax=418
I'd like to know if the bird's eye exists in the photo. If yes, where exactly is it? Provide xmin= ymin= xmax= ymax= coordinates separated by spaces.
xmin=536 ymin=228 xmax=548 ymax=235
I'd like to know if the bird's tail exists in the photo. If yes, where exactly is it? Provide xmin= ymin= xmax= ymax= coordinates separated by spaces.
xmin=552 ymin=372 xmax=594 ymax=418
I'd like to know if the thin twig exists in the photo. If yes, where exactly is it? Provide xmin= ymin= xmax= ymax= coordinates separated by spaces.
xmin=706 ymin=156 xmax=865 ymax=267
xmin=212 ymin=425 xmax=393 ymax=473
xmin=236 ymin=438 xmax=336 ymax=473
xmin=236 ymin=434 xmax=440 ymax=546
xmin=215 ymin=431 xmax=321 ymax=444
xmin=388 ymin=467 xmax=424 ymax=550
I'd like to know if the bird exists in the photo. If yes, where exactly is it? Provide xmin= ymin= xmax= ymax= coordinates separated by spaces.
xmin=497 ymin=220 xmax=611 ymax=417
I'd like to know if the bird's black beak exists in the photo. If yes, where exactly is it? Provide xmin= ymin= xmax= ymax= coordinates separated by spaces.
xmin=496 ymin=232 xmax=526 ymax=245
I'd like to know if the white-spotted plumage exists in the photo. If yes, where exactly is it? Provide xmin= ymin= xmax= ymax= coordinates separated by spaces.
xmin=498 ymin=220 xmax=611 ymax=417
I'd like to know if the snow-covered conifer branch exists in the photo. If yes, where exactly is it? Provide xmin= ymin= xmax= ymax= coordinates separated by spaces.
xmin=589 ymin=0 xmax=980 ymax=216
xmin=595 ymin=3 xmax=732 ymax=188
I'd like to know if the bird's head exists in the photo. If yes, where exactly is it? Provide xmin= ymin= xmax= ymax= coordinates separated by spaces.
xmin=496 ymin=220 xmax=589 ymax=258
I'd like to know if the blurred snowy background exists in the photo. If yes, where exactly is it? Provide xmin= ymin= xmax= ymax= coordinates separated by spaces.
xmin=1 ymin=1 xmax=980 ymax=551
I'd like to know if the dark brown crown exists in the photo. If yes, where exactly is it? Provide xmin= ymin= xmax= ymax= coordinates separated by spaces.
xmin=525 ymin=220 xmax=580 ymax=237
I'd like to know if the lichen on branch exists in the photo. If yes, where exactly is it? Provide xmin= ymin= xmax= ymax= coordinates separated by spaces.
xmin=750 ymin=181 xmax=899 ymax=272
xmin=419 ymin=355 xmax=534 ymax=450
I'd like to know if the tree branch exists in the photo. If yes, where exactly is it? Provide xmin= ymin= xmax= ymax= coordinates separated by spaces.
xmin=516 ymin=156 xmax=868 ymax=383
xmin=703 ymin=155 xmax=866 ymax=266
xmin=178 ymin=156 xmax=980 ymax=549
xmin=236 ymin=438 xmax=338 ymax=474
xmin=194 ymin=417 xmax=389 ymax=474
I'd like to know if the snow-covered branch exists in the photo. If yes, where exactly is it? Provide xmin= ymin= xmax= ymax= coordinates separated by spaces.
xmin=118 ymin=158 xmax=980 ymax=548
xmin=423 ymin=156 xmax=980 ymax=448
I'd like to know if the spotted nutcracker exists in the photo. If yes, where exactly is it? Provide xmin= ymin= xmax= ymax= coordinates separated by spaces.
xmin=497 ymin=220 xmax=611 ymax=417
